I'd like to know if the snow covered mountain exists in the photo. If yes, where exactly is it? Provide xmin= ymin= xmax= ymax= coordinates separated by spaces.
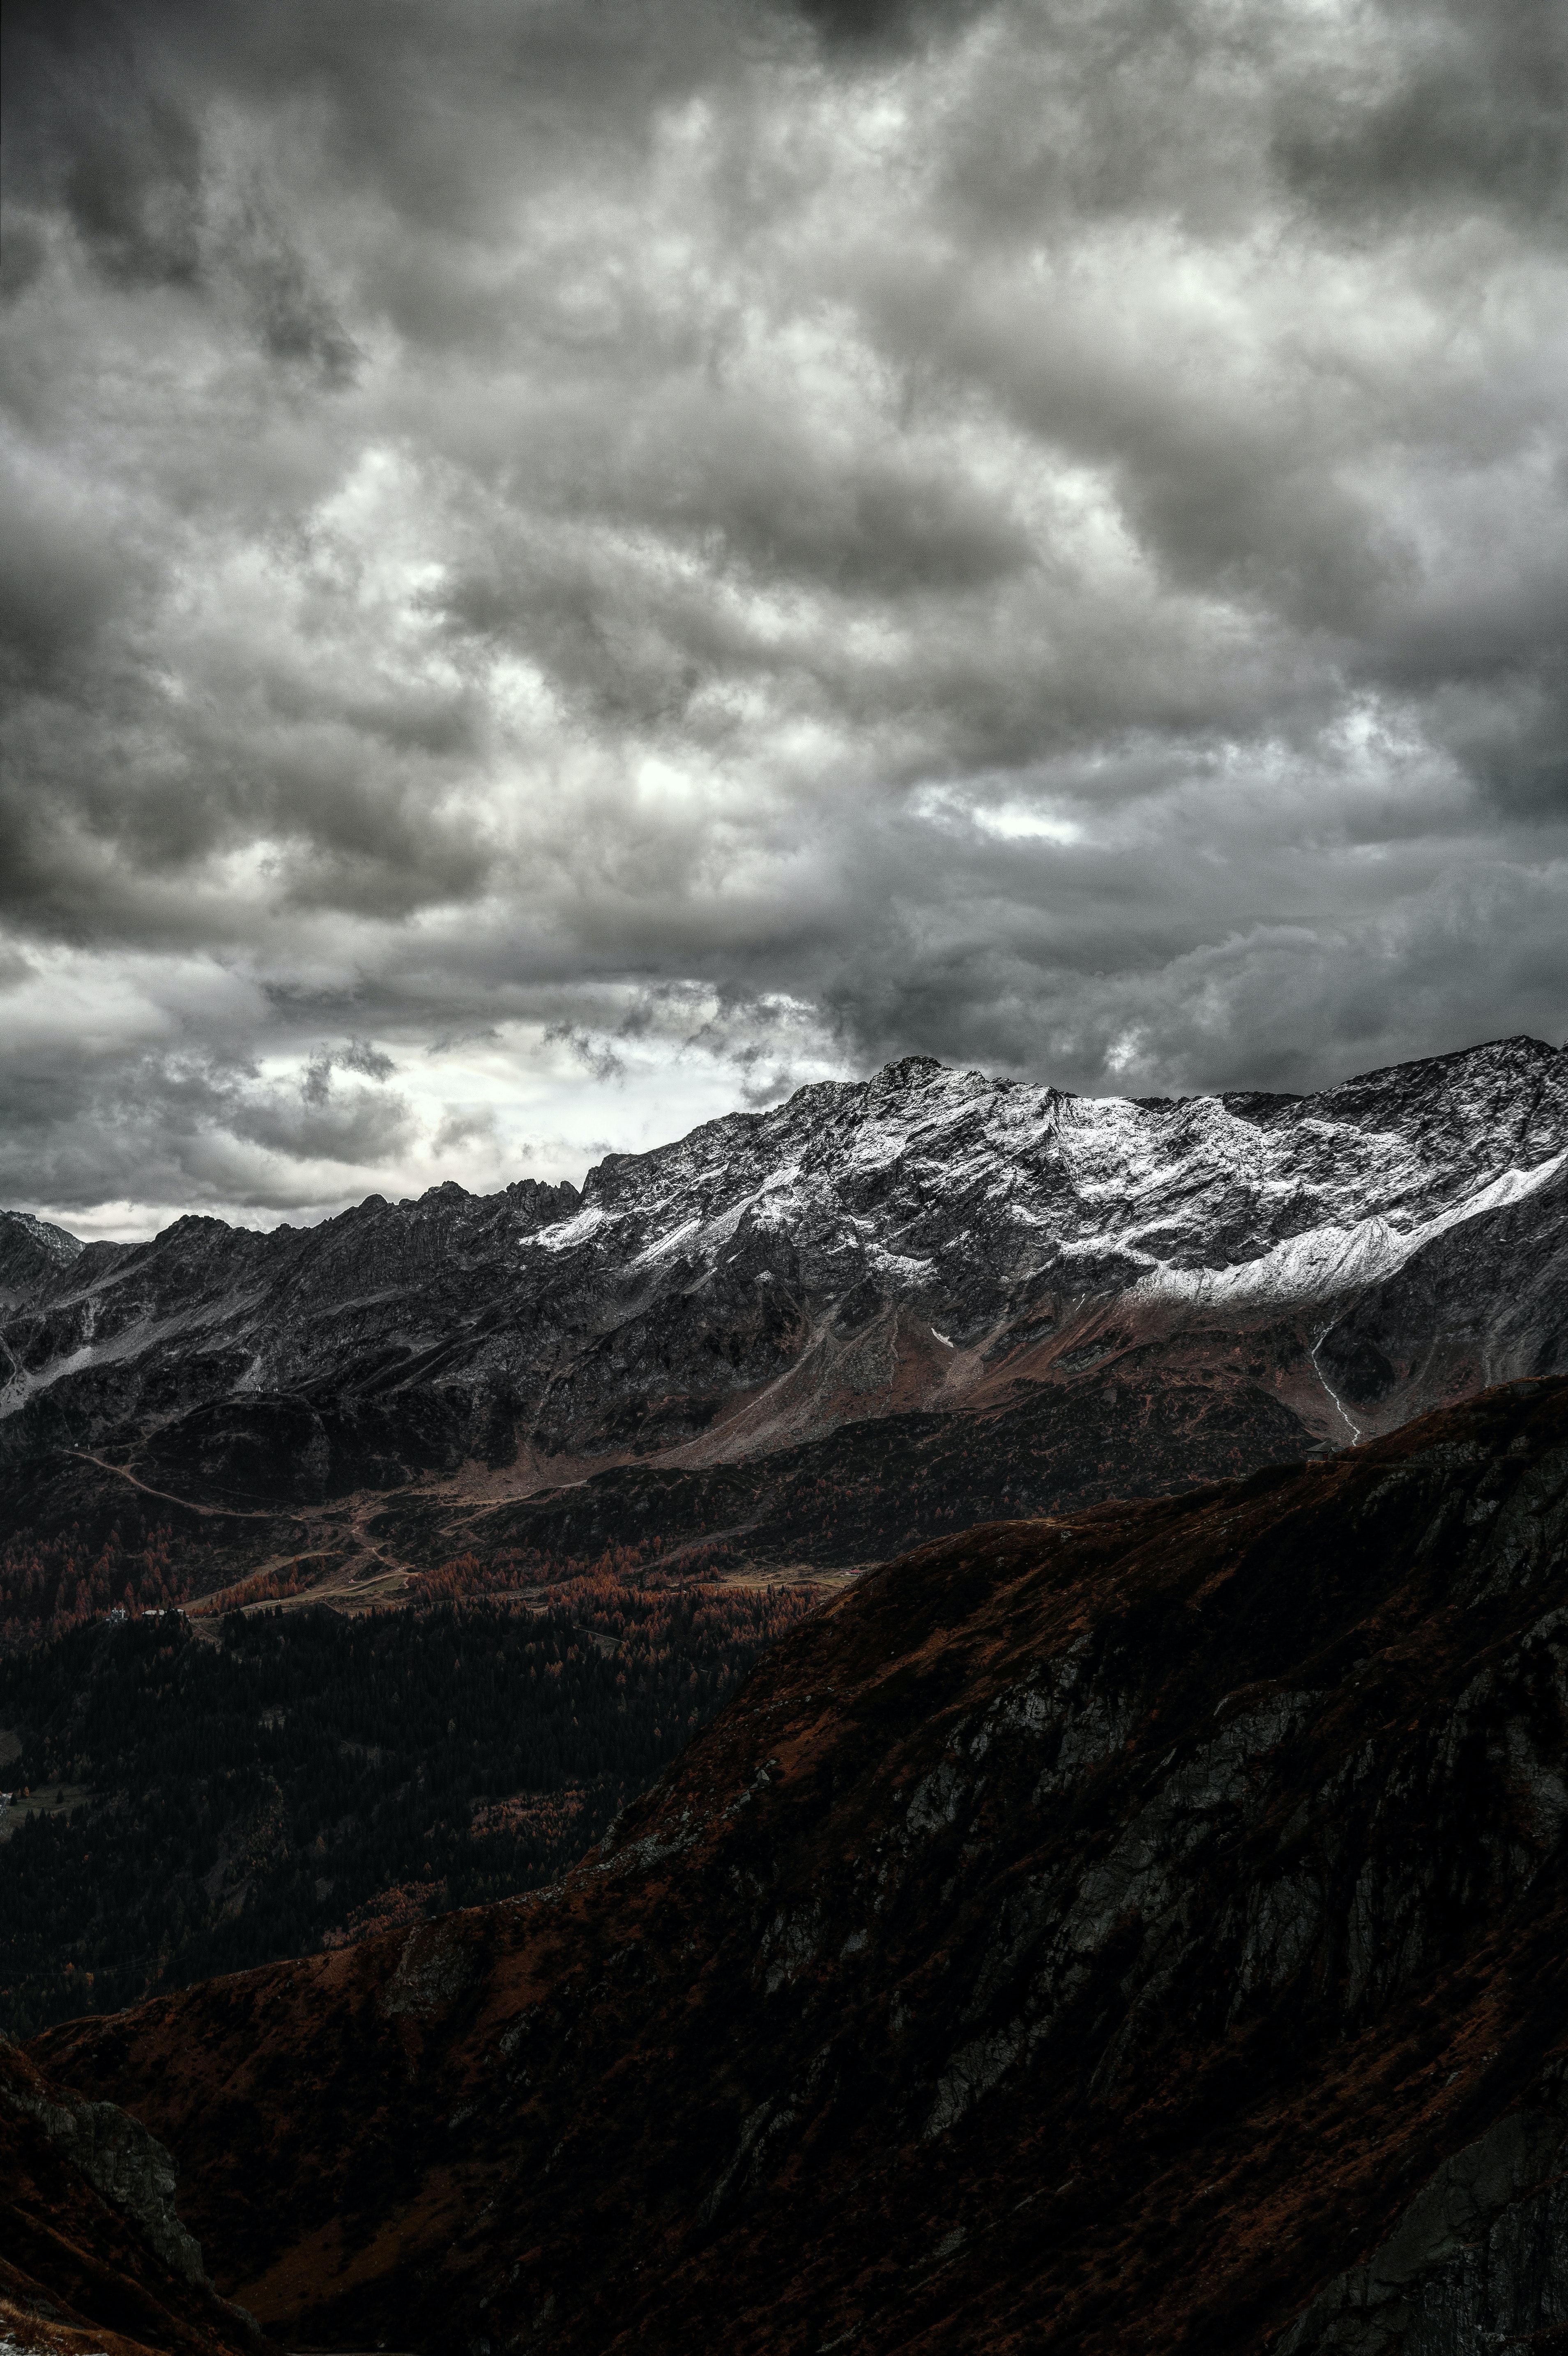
xmin=2 ymin=1035 xmax=1564 ymax=1572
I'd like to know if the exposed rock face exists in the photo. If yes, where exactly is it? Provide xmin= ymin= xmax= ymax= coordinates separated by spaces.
xmin=1 ymin=1036 xmax=1564 ymax=1570
xmin=32 ymin=1377 xmax=1568 ymax=2355
xmin=0 ymin=2035 xmax=255 ymax=2355
xmin=1277 ymin=2094 xmax=1568 ymax=2354
xmin=3 ymin=2054 xmax=205 ymax=2285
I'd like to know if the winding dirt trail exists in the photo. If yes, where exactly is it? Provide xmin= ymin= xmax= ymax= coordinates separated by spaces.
xmin=65 ymin=1448 xmax=281 ymax=1521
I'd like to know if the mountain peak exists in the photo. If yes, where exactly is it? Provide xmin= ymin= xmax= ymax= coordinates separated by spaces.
xmin=868 ymin=1052 xmax=949 ymax=1094
xmin=0 ymin=1209 xmax=84 ymax=1262
xmin=0 ymin=1209 xmax=85 ymax=1300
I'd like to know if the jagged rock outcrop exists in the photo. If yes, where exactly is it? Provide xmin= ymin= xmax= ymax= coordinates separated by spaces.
xmin=32 ymin=1376 xmax=1568 ymax=2354
xmin=0 ymin=2035 xmax=256 ymax=2355
xmin=1 ymin=1037 xmax=1564 ymax=1577
xmin=3 ymin=2042 xmax=205 ymax=2285
xmin=1276 ymin=2090 xmax=1568 ymax=2354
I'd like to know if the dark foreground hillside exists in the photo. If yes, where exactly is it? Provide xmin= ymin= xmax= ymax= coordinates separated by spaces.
xmin=32 ymin=1378 xmax=1568 ymax=2355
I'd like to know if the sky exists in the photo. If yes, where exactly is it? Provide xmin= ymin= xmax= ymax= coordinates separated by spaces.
xmin=2 ymin=0 xmax=1565 ymax=1241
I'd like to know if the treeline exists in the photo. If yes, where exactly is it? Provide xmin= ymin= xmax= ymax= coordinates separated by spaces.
xmin=0 ymin=1571 xmax=821 ymax=2039
xmin=189 ymin=1561 xmax=315 ymax=1616
xmin=0 ymin=1521 xmax=200 ymax=1649
xmin=409 ymin=1535 xmax=745 ymax=1601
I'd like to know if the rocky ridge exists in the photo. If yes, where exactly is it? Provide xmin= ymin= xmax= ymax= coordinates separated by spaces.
xmin=32 ymin=1376 xmax=1568 ymax=2355
xmin=1 ymin=1036 xmax=1564 ymax=1580
xmin=0 ymin=1211 xmax=83 ymax=1306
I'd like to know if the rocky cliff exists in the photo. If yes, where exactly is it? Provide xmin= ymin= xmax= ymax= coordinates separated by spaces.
xmin=32 ymin=1375 xmax=1568 ymax=2355
xmin=2 ymin=1036 xmax=1564 ymax=1581
xmin=0 ymin=2034 xmax=258 ymax=2355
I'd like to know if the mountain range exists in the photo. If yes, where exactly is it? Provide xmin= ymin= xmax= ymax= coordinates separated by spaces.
xmin=3 ymin=1035 xmax=1565 ymax=1595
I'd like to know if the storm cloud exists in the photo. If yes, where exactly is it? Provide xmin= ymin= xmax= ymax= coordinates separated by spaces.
xmin=2 ymin=0 xmax=1565 ymax=1232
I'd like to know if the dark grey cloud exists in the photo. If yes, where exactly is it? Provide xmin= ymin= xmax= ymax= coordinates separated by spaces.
xmin=2 ymin=6 xmax=203 ymax=284
xmin=1271 ymin=0 xmax=1568 ymax=226
xmin=1 ymin=0 xmax=1564 ymax=1229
